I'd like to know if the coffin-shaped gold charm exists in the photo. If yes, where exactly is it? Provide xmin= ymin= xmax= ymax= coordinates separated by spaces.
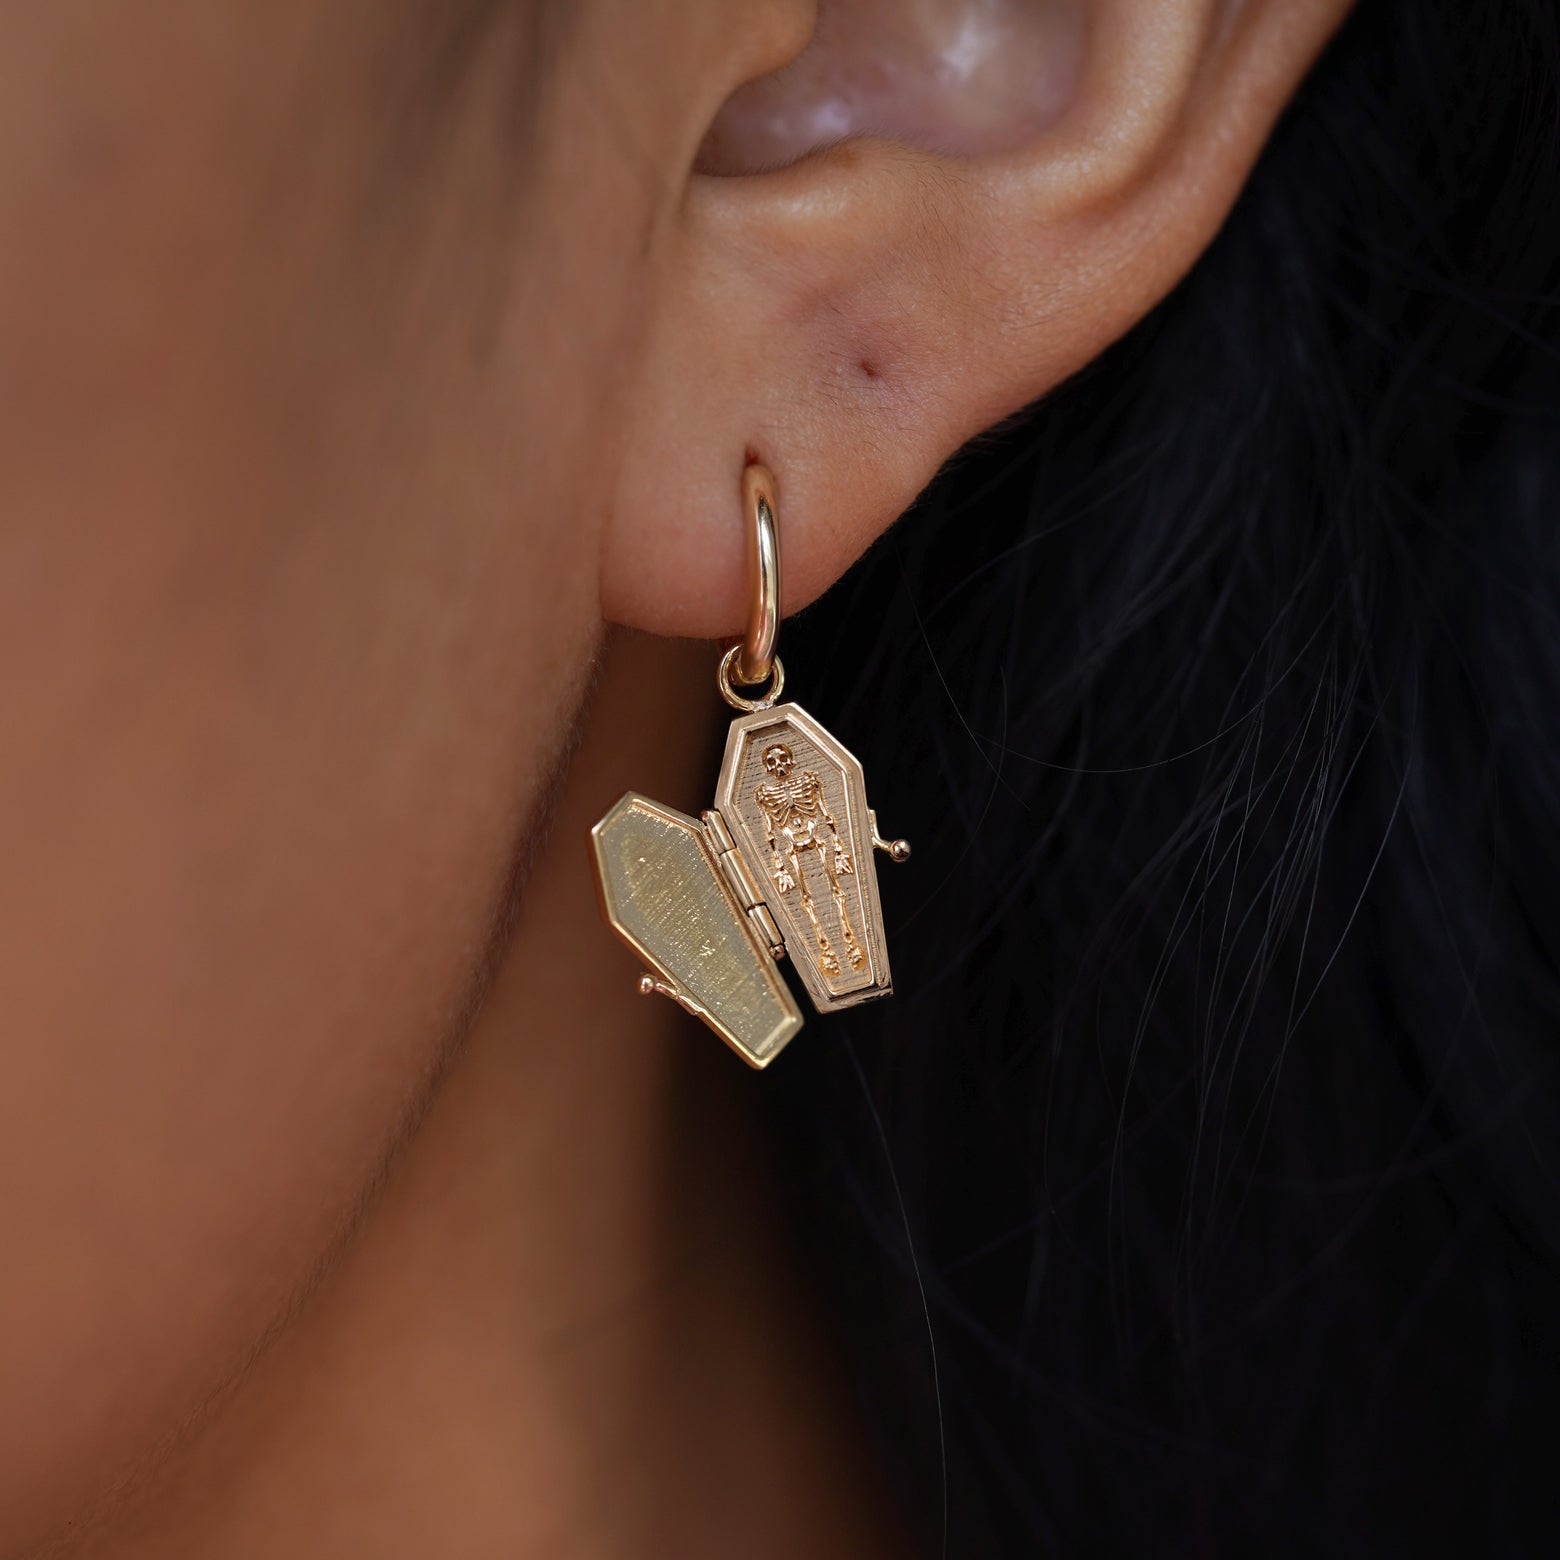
xmin=592 ymin=699 xmax=908 ymax=1067
xmin=588 ymin=466 xmax=909 ymax=1068
xmin=591 ymin=792 xmax=804 ymax=1068
xmin=715 ymin=703 xmax=896 ymax=1013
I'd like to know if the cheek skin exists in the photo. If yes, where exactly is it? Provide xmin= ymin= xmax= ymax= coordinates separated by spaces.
xmin=0 ymin=6 xmax=654 ymax=1547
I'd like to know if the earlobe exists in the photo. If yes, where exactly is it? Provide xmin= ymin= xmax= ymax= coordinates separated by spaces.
xmin=600 ymin=0 xmax=1354 ymax=642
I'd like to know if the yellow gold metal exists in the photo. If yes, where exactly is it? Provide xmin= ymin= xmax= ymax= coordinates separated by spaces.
xmin=592 ymin=794 xmax=802 ymax=1069
xmin=715 ymin=703 xmax=894 ymax=1013
xmin=870 ymin=810 xmax=913 ymax=863
xmin=703 ymin=808 xmax=787 ymax=959
xmin=717 ymin=645 xmax=785 ymax=712
xmin=588 ymin=463 xmax=910 ymax=1067
xmin=735 ymin=464 xmax=780 ymax=687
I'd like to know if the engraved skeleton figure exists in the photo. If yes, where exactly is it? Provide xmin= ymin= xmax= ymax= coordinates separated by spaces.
xmin=754 ymin=742 xmax=865 ymax=977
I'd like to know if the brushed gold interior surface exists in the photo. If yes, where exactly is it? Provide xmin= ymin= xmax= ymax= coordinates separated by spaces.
xmin=591 ymin=793 xmax=803 ymax=1069
xmin=716 ymin=703 xmax=892 ymax=1012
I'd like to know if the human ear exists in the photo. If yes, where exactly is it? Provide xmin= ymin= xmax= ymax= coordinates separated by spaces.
xmin=599 ymin=0 xmax=1354 ymax=637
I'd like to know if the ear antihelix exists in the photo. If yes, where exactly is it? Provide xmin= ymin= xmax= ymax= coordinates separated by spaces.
xmin=589 ymin=462 xmax=910 ymax=1069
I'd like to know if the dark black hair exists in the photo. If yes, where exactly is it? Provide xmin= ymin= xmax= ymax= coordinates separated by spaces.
xmin=778 ymin=2 xmax=1560 ymax=1553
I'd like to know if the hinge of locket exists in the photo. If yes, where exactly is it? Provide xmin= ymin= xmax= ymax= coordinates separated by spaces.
xmin=702 ymin=809 xmax=786 ymax=962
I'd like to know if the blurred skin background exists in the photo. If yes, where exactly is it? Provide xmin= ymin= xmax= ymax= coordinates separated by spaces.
xmin=12 ymin=0 xmax=1503 ymax=1554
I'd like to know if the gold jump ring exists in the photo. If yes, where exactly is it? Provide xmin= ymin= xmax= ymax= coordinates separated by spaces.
xmin=734 ymin=464 xmax=780 ymax=688
xmin=718 ymin=645 xmax=785 ymax=712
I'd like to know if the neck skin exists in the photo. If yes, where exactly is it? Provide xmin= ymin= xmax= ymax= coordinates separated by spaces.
xmin=80 ymin=632 xmax=905 ymax=1560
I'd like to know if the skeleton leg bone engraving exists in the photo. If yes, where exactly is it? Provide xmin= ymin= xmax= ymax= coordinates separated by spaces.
xmin=754 ymin=743 xmax=866 ymax=979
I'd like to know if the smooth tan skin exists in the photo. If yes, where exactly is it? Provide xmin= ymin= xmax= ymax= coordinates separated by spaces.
xmin=0 ymin=1 xmax=1352 ymax=1554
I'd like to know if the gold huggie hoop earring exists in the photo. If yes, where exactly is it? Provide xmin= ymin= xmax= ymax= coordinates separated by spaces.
xmin=590 ymin=464 xmax=911 ymax=1069
xmin=732 ymin=463 xmax=780 ymax=689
